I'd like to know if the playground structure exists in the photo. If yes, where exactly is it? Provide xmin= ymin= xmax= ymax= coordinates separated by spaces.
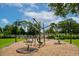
xmin=16 ymin=18 xmax=63 ymax=54
xmin=16 ymin=18 xmax=46 ymax=54
xmin=23 ymin=18 xmax=46 ymax=47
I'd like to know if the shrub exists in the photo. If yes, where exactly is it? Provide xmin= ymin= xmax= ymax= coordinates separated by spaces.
xmin=47 ymin=34 xmax=55 ymax=39
xmin=47 ymin=34 xmax=79 ymax=39
xmin=58 ymin=34 xmax=79 ymax=39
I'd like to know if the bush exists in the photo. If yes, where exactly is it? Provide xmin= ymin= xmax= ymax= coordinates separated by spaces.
xmin=47 ymin=34 xmax=55 ymax=39
xmin=58 ymin=34 xmax=79 ymax=39
xmin=47 ymin=34 xmax=79 ymax=39
xmin=0 ymin=35 xmax=15 ymax=39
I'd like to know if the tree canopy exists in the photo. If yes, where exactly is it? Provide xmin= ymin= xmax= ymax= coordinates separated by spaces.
xmin=58 ymin=19 xmax=79 ymax=34
xmin=45 ymin=19 xmax=79 ymax=34
xmin=2 ymin=20 xmax=41 ymax=35
xmin=0 ymin=27 xmax=2 ymax=33
xmin=48 ymin=3 xmax=79 ymax=17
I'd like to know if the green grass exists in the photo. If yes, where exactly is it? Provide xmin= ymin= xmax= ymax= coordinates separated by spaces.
xmin=0 ymin=38 xmax=24 ymax=48
xmin=63 ymin=39 xmax=79 ymax=47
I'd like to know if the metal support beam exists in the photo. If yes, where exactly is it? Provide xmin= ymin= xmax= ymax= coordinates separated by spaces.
xmin=43 ymin=23 xmax=45 ymax=45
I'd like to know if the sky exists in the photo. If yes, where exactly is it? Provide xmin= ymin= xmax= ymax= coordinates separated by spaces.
xmin=0 ymin=3 xmax=79 ymax=28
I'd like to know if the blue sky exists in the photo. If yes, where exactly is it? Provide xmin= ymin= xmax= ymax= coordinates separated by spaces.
xmin=0 ymin=3 xmax=79 ymax=28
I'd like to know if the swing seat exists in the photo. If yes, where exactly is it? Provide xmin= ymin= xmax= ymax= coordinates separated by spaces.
xmin=27 ymin=40 xmax=33 ymax=43
xmin=38 ymin=41 xmax=43 ymax=45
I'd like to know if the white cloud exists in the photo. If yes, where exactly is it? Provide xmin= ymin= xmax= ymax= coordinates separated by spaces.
xmin=1 ymin=18 xmax=9 ymax=24
xmin=24 ymin=11 xmax=56 ymax=22
xmin=68 ymin=17 xmax=79 ymax=23
xmin=0 ymin=18 xmax=10 ymax=27
xmin=23 ymin=10 xmax=63 ymax=24
xmin=4 ymin=3 xmax=23 ymax=8
xmin=24 ymin=8 xmax=33 ymax=12
xmin=49 ymin=17 xmax=63 ymax=24
xmin=30 ymin=4 xmax=39 ymax=9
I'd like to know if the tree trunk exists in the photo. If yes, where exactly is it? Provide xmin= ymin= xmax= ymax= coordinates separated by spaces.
xmin=15 ymin=34 xmax=17 ymax=42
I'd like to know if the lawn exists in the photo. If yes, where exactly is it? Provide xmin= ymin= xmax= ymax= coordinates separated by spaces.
xmin=63 ymin=39 xmax=79 ymax=47
xmin=0 ymin=38 xmax=24 ymax=48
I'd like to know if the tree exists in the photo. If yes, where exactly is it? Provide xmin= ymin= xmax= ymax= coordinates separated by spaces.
xmin=27 ymin=23 xmax=40 ymax=35
xmin=49 ymin=23 xmax=57 ymax=34
xmin=11 ymin=25 xmax=18 ymax=35
xmin=0 ymin=27 xmax=2 ymax=38
xmin=72 ymin=23 xmax=79 ymax=34
xmin=48 ymin=3 xmax=79 ymax=44
xmin=13 ymin=20 xmax=41 ymax=35
xmin=3 ymin=25 xmax=18 ymax=35
xmin=48 ymin=3 xmax=79 ymax=17
xmin=13 ymin=20 xmax=29 ymax=35
xmin=58 ymin=19 xmax=79 ymax=34
xmin=3 ymin=25 xmax=12 ymax=35
xmin=19 ymin=27 xmax=26 ymax=35
xmin=0 ymin=27 xmax=2 ymax=33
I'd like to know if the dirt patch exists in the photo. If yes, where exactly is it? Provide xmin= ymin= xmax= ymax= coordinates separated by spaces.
xmin=0 ymin=39 xmax=79 ymax=56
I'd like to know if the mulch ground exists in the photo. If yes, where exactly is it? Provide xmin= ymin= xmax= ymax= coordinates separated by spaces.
xmin=0 ymin=39 xmax=79 ymax=56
